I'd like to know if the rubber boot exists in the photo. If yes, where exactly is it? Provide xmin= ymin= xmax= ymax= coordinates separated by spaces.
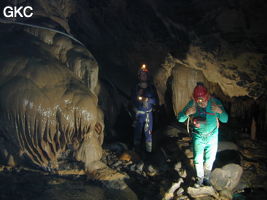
xmin=145 ymin=141 xmax=152 ymax=153
xmin=203 ymin=169 xmax=211 ymax=186
xmin=194 ymin=177 xmax=204 ymax=188
xmin=194 ymin=163 xmax=204 ymax=187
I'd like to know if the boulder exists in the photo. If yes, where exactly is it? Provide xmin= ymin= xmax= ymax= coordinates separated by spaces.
xmin=187 ymin=186 xmax=219 ymax=199
xmin=210 ymin=163 xmax=243 ymax=191
xmin=217 ymin=141 xmax=239 ymax=152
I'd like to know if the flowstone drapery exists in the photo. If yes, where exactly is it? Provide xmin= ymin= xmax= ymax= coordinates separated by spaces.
xmin=0 ymin=27 xmax=106 ymax=176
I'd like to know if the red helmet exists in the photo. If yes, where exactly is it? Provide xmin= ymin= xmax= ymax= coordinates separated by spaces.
xmin=193 ymin=82 xmax=208 ymax=102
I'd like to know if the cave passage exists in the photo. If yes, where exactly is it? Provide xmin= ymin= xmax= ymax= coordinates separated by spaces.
xmin=0 ymin=0 xmax=267 ymax=200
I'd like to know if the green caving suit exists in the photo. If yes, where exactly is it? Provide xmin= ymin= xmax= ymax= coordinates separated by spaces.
xmin=177 ymin=97 xmax=228 ymax=180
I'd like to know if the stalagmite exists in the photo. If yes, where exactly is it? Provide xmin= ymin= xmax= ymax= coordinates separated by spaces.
xmin=251 ymin=117 xmax=256 ymax=140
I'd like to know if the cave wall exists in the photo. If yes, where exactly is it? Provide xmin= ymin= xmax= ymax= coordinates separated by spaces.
xmin=0 ymin=0 xmax=267 ymax=143
xmin=66 ymin=0 xmax=267 ymax=138
xmin=68 ymin=0 xmax=267 ymax=99
xmin=0 ymin=23 xmax=106 ymax=171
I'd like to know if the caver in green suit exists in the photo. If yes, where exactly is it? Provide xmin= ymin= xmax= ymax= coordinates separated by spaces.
xmin=177 ymin=83 xmax=228 ymax=186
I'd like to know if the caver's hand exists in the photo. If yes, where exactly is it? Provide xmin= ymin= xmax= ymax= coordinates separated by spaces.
xmin=137 ymin=96 xmax=148 ymax=102
xmin=185 ymin=106 xmax=196 ymax=116
xmin=211 ymin=104 xmax=223 ymax=114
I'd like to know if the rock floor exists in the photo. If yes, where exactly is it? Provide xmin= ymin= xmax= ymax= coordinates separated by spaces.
xmin=0 ymin=123 xmax=267 ymax=200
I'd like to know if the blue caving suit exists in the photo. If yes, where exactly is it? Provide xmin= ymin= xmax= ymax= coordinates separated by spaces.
xmin=131 ymin=82 xmax=158 ymax=152
xmin=177 ymin=97 xmax=228 ymax=181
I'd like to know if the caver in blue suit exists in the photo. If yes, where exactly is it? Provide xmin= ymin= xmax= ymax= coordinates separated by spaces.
xmin=131 ymin=65 xmax=158 ymax=153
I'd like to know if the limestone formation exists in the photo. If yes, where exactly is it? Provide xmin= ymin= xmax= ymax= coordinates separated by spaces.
xmin=0 ymin=27 xmax=106 ymax=177
xmin=170 ymin=64 xmax=209 ymax=116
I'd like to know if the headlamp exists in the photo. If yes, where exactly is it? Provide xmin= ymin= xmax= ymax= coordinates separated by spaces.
xmin=140 ymin=64 xmax=148 ymax=72
xmin=196 ymin=98 xmax=204 ymax=103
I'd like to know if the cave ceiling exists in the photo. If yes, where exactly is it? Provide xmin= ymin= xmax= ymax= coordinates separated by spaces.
xmin=1 ymin=0 xmax=267 ymax=99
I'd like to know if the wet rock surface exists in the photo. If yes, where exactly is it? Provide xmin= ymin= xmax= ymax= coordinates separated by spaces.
xmin=0 ymin=28 xmax=106 ymax=174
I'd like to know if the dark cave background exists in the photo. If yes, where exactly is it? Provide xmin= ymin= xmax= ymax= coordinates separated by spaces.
xmin=0 ymin=1 xmax=267 ymax=200
xmin=0 ymin=0 xmax=266 ymax=144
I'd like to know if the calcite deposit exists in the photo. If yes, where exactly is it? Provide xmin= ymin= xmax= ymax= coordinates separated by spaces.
xmin=0 ymin=27 xmax=105 ymax=176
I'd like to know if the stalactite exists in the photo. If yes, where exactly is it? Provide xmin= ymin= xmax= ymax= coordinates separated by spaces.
xmin=229 ymin=97 xmax=255 ymax=136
